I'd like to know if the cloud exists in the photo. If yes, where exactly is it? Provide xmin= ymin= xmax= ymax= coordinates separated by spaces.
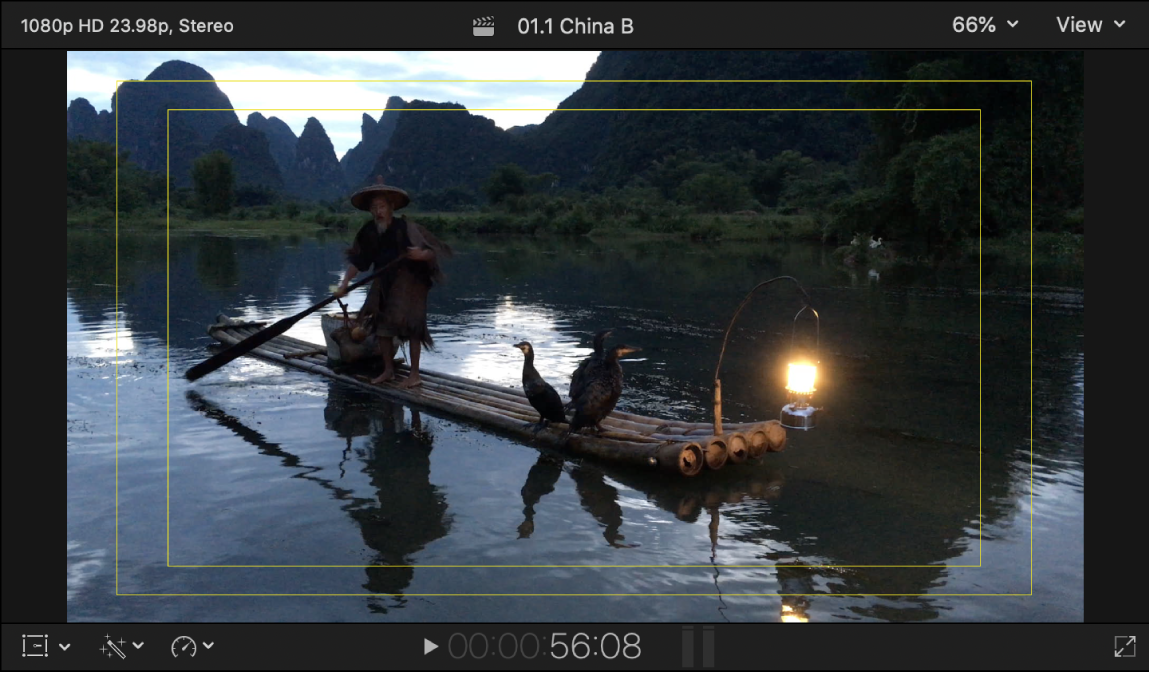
xmin=67 ymin=51 xmax=601 ymax=155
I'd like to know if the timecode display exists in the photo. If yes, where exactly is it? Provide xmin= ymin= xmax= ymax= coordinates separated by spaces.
xmin=447 ymin=632 xmax=641 ymax=660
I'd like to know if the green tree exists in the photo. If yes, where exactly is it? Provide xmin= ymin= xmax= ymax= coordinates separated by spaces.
xmin=484 ymin=163 xmax=529 ymax=204
xmin=748 ymin=150 xmax=815 ymax=207
xmin=527 ymin=172 xmax=560 ymax=193
xmin=912 ymin=128 xmax=980 ymax=247
xmin=67 ymin=139 xmax=117 ymax=211
xmin=66 ymin=139 xmax=163 ymax=215
xmin=648 ymin=149 xmax=704 ymax=200
xmin=192 ymin=150 xmax=235 ymax=215
xmin=828 ymin=187 xmax=889 ymax=242
xmin=780 ymin=167 xmax=851 ymax=213
xmin=234 ymin=185 xmax=277 ymax=207
xmin=850 ymin=51 xmax=1083 ymax=235
xmin=677 ymin=170 xmax=750 ymax=213
xmin=417 ymin=185 xmax=479 ymax=211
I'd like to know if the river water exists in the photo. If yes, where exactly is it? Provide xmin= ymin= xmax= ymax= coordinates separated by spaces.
xmin=66 ymin=229 xmax=1084 ymax=622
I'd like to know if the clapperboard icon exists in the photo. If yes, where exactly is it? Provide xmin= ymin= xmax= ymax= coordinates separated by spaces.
xmin=473 ymin=16 xmax=494 ymax=36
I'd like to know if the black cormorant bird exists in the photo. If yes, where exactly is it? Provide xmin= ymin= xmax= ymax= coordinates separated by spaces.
xmin=565 ymin=344 xmax=641 ymax=438
xmin=514 ymin=341 xmax=567 ymax=431
xmin=567 ymin=328 xmax=614 ymax=411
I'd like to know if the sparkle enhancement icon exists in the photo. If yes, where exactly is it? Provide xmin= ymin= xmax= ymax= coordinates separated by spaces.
xmin=1115 ymin=636 xmax=1136 ymax=658
xmin=473 ymin=16 xmax=494 ymax=36
xmin=99 ymin=635 xmax=127 ymax=660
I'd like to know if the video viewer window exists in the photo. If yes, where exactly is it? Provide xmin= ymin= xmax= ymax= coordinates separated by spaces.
xmin=63 ymin=48 xmax=1081 ymax=621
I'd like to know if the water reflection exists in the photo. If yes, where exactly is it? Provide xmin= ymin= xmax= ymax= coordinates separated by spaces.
xmin=186 ymin=384 xmax=452 ymax=605
xmin=69 ymin=230 xmax=1084 ymax=620
xmin=67 ymin=299 xmax=135 ymax=359
xmin=515 ymin=453 xmax=641 ymax=549
xmin=448 ymin=297 xmax=585 ymax=386
xmin=66 ymin=541 xmax=106 ymax=603
xmin=323 ymin=384 xmax=450 ymax=605
xmin=547 ymin=451 xmax=990 ymax=618
xmin=777 ymin=563 xmax=813 ymax=623
xmin=187 ymin=370 xmax=991 ymax=588
xmin=197 ymin=236 xmax=240 ymax=291
xmin=517 ymin=454 xmax=563 ymax=539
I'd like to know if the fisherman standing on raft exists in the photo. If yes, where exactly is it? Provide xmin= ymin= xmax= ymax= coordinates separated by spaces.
xmin=334 ymin=177 xmax=451 ymax=388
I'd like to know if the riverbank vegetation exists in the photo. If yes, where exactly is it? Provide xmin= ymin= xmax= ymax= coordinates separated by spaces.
xmin=67 ymin=52 xmax=1083 ymax=268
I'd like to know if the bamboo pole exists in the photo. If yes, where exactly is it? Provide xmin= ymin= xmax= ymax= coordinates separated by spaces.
xmin=253 ymin=323 xmax=676 ymax=426
xmin=650 ymin=419 xmax=765 ymax=432
xmin=230 ymin=327 xmax=759 ymax=443
xmin=648 ymin=431 xmax=726 ymax=468
xmin=578 ymin=429 xmax=668 ymax=444
xmin=746 ymin=427 xmax=769 ymax=458
xmin=208 ymin=318 xmax=267 ymax=331
xmin=284 ymin=348 xmax=327 ymax=360
xmin=659 ymin=443 xmax=704 ymax=477
xmin=211 ymin=324 xmax=704 ymax=475
xmin=249 ymin=326 xmax=741 ymax=438
xmin=412 ymin=371 xmax=678 ymax=436
xmin=419 ymin=390 xmax=703 ymax=476
xmin=213 ymin=323 xmax=755 ymax=475
xmin=421 ymin=385 xmax=665 ymax=445
xmin=239 ymin=328 xmax=673 ymax=439
xmin=700 ymin=436 xmax=728 ymax=471
xmin=418 ymin=387 xmax=537 ymax=424
xmin=713 ymin=379 xmax=724 ymax=435
xmin=418 ymin=383 xmax=665 ymax=444
xmin=761 ymin=420 xmax=788 ymax=452
xmin=370 ymin=361 xmax=678 ymax=430
xmin=724 ymin=432 xmax=750 ymax=464
xmin=418 ymin=375 xmax=662 ymax=436
xmin=420 ymin=380 xmax=540 ymax=417
xmin=643 ymin=432 xmax=711 ymax=442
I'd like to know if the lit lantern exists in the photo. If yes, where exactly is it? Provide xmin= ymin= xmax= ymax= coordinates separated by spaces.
xmin=712 ymin=277 xmax=824 ymax=435
xmin=786 ymin=363 xmax=817 ymax=396
xmin=780 ymin=305 xmax=820 ymax=430
xmin=781 ymin=362 xmax=818 ymax=429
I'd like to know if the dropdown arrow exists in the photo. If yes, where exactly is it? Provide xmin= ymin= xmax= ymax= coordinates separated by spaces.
xmin=1007 ymin=20 xmax=1018 ymax=27
xmin=1115 ymin=20 xmax=1125 ymax=27
xmin=58 ymin=644 xmax=71 ymax=651
xmin=203 ymin=642 xmax=214 ymax=649
xmin=132 ymin=642 xmax=144 ymax=649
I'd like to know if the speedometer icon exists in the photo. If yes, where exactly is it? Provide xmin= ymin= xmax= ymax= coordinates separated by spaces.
xmin=171 ymin=636 xmax=197 ymax=658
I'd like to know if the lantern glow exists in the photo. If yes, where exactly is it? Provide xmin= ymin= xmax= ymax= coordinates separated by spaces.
xmin=785 ymin=363 xmax=817 ymax=396
xmin=781 ymin=604 xmax=810 ymax=623
xmin=711 ymin=277 xmax=823 ymax=436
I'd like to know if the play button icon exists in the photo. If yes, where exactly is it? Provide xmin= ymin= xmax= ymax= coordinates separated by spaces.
xmin=424 ymin=639 xmax=438 ymax=655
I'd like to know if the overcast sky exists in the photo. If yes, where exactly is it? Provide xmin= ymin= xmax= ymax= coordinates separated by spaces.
xmin=66 ymin=51 xmax=602 ymax=158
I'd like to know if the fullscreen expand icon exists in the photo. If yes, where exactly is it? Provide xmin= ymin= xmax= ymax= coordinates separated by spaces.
xmin=1115 ymin=636 xmax=1136 ymax=657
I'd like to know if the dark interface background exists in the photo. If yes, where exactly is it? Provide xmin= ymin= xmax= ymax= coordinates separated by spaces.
xmin=4 ymin=3 xmax=1138 ymax=670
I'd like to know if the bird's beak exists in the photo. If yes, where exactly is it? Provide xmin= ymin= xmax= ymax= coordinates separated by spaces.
xmin=622 ymin=346 xmax=642 ymax=356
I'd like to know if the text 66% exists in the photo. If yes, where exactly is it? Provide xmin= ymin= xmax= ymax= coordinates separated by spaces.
xmin=953 ymin=16 xmax=996 ymax=32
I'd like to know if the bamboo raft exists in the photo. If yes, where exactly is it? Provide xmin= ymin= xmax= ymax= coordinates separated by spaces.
xmin=206 ymin=315 xmax=788 ymax=477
